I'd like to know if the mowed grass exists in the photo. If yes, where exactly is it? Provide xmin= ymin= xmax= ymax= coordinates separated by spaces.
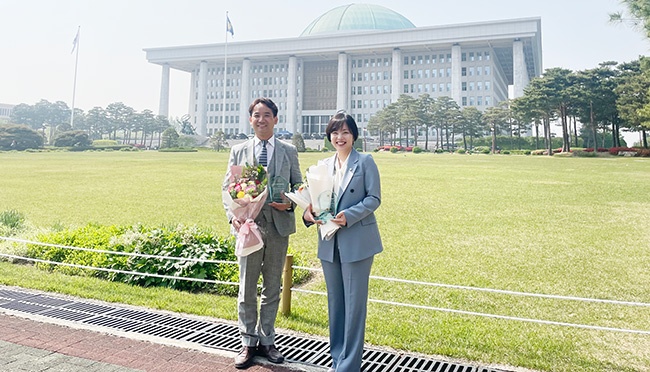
xmin=1 ymin=150 xmax=650 ymax=371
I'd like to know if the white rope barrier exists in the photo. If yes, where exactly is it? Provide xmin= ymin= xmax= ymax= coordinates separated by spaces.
xmin=0 ymin=253 xmax=237 ymax=286
xmin=290 ymin=288 xmax=650 ymax=335
xmin=3 ymin=236 xmax=649 ymax=335
xmin=293 ymin=265 xmax=650 ymax=308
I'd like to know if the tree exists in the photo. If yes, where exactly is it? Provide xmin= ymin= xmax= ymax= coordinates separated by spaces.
xmin=105 ymin=102 xmax=134 ymax=140
xmin=0 ymin=124 xmax=44 ymax=150
xmin=460 ymin=107 xmax=483 ymax=151
xmin=209 ymin=131 xmax=228 ymax=151
xmin=435 ymin=96 xmax=461 ymax=151
xmin=418 ymin=94 xmax=437 ymax=150
xmin=610 ymin=0 xmax=650 ymax=39
xmin=292 ymin=133 xmax=306 ymax=152
xmin=616 ymin=59 xmax=650 ymax=148
xmin=482 ymin=103 xmax=509 ymax=154
xmin=161 ymin=127 xmax=179 ymax=148
xmin=85 ymin=107 xmax=109 ymax=140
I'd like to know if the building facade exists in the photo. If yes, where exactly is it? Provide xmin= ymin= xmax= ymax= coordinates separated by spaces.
xmin=144 ymin=4 xmax=542 ymax=138
xmin=0 ymin=103 xmax=14 ymax=122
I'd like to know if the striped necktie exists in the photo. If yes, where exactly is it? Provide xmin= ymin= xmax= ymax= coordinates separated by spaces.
xmin=259 ymin=140 xmax=268 ymax=167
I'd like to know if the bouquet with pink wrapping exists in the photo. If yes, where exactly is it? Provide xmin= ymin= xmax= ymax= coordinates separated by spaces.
xmin=223 ymin=164 xmax=268 ymax=257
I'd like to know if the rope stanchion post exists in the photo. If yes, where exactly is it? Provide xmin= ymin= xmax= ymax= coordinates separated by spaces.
xmin=281 ymin=254 xmax=293 ymax=316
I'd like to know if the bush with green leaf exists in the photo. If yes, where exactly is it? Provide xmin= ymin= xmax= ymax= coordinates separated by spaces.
xmin=23 ymin=223 xmax=312 ymax=296
xmin=0 ymin=209 xmax=26 ymax=235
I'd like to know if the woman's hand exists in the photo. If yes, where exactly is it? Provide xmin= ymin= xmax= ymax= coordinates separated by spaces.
xmin=331 ymin=211 xmax=347 ymax=226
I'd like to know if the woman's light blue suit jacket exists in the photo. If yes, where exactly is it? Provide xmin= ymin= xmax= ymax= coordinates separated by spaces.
xmin=316 ymin=149 xmax=383 ymax=263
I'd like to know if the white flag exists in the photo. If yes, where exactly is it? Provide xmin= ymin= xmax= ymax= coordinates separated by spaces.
xmin=71 ymin=27 xmax=80 ymax=54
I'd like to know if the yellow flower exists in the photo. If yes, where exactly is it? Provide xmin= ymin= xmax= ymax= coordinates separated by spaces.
xmin=237 ymin=191 xmax=246 ymax=199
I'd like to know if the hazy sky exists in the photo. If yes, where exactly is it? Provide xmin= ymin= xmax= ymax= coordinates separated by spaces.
xmin=1 ymin=0 xmax=648 ymax=120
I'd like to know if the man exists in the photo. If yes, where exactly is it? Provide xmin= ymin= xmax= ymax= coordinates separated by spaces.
xmin=223 ymin=97 xmax=302 ymax=369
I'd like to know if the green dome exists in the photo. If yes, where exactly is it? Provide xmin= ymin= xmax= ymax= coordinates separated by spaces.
xmin=300 ymin=3 xmax=415 ymax=37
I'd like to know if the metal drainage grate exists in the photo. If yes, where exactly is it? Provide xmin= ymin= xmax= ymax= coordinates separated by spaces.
xmin=0 ymin=286 xmax=511 ymax=372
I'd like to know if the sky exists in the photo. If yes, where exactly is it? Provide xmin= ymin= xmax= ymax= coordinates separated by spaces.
xmin=1 ymin=0 xmax=648 ymax=124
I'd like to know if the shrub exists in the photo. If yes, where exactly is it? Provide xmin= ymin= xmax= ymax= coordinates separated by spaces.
xmin=608 ymin=147 xmax=638 ymax=156
xmin=637 ymin=148 xmax=650 ymax=157
xmin=456 ymin=148 xmax=466 ymax=154
xmin=412 ymin=146 xmax=423 ymax=154
xmin=389 ymin=146 xmax=399 ymax=153
xmin=24 ymin=223 xmax=312 ymax=296
xmin=0 ymin=124 xmax=44 ymax=150
xmin=92 ymin=139 xmax=118 ymax=146
xmin=53 ymin=130 xmax=92 ymax=147
xmin=572 ymin=150 xmax=597 ymax=157
xmin=0 ymin=209 xmax=26 ymax=235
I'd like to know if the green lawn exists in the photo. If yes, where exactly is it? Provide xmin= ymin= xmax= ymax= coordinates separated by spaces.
xmin=1 ymin=150 xmax=649 ymax=371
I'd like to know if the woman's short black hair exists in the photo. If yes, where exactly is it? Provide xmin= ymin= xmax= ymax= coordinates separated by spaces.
xmin=325 ymin=111 xmax=359 ymax=142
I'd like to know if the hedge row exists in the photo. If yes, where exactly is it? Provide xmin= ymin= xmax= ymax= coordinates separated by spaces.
xmin=25 ymin=223 xmax=311 ymax=296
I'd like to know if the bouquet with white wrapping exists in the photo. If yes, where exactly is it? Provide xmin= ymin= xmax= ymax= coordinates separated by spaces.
xmin=284 ymin=163 xmax=339 ymax=240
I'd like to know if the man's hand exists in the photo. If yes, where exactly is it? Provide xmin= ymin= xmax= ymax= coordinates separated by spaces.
xmin=270 ymin=201 xmax=292 ymax=211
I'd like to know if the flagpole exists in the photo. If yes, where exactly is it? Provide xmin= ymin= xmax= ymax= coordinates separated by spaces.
xmin=221 ymin=12 xmax=229 ymax=134
xmin=70 ymin=26 xmax=80 ymax=129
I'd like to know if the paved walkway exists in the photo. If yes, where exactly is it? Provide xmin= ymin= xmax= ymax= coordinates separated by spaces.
xmin=0 ymin=311 xmax=316 ymax=372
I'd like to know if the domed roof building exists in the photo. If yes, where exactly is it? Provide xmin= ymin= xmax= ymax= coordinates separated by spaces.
xmin=145 ymin=4 xmax=542 ymax=139
xmin=300 ymin=4 xmax=415 ymax=36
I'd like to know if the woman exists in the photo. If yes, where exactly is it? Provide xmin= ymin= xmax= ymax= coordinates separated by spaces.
xmin=304 ymin=112 xmax=383 ymax=372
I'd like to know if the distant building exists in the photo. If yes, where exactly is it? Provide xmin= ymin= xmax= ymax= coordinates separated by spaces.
xmin=0 ymin=103 xmax=14 ymax=121
xmin=144 ymin=4 xmax=542 ymax=137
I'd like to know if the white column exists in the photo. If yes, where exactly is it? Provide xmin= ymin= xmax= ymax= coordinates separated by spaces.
xmin=391 ymin=48 xmax=402 ymax=103
xmin=158 ymin=63 xmax=170 ymax=117
xmin=240 ymin=58 xmax=251 ymax=134
xmin=197 ymin=60 xmax=208 ymax=136
xmin=512 ymin=39 xmax=527 ymax=99
xmin=287 ymin=56 xmax=298 ymax=134
xmin=451 ymin=44 xmax=462 ymax=105
xmin=336 ymin=52 xmax=348 ymax=111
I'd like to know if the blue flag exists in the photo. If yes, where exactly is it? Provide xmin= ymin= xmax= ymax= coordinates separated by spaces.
xmin=227 ymin=16 xmax=234 ymax=36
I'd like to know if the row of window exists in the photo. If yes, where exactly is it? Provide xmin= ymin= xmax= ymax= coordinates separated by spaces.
xmin=462 ymin=66 xmax=491 ymax=76
xmin=461 ymin=51 xmax=491 ymax=62
xmin=351 ymin=85 xmax=391 ymax=95
xmin=402 ymin=51 xmax=491 ymax=65
xmin=404 ymin=83 xmax=451 ymax=93
xmin=404 ymin=54 xmax=451 ymax=65
xmin=351 ymin=58 xmax=391 ymax=68
xmin=351 ymin=71 xmax=391 ymax=82
xmin=461 ymin=81 xmax=491 ymax=91
xmin=461 ymin=96 xmax=492 ymax=106
xmin=403 ymin=66 xmax=492 ymax=80
xmin=351 ymin=100 xmax=390 ymax=110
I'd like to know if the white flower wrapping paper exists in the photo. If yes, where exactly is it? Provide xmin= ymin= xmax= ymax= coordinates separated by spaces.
xmin=284 ymin=163 xmax=340 ymax=240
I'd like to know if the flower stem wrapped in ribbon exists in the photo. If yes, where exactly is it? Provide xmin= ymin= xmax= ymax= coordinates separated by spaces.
xmin=223 ymin=164 xmax=268 ymax=256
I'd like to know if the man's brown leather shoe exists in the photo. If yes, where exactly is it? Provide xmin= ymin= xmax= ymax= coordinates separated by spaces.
xmin=257 ymin=344 xmax=285 ymax=364
xmin=234 ymin=346 xmax=256 ymax=369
